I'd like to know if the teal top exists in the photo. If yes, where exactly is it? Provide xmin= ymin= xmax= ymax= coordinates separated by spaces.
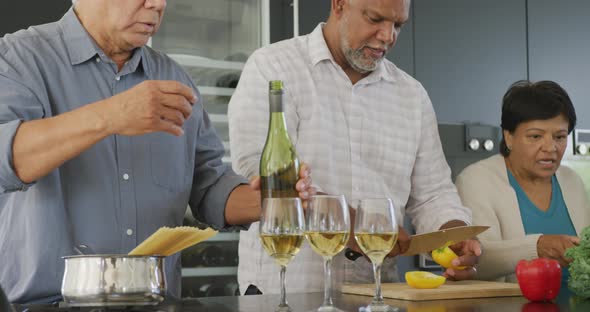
xmin=507 ymin=170 xmax=577 ymax=290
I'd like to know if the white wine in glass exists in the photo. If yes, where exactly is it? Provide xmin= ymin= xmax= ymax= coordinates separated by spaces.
xmin=355 ymin=232 xmax=399 ymax=264
xmin=305 ymin=195 xmax=350 ymax=312
xmin=260 ymin=233 xmax=304 ymax=266
xmin=306 ymin=231 xmax=349 ymax=257
xmin=259 ymin=197 xmax=305 ymax=312
xmin=354 ymin=198 xmax=399 ymax=312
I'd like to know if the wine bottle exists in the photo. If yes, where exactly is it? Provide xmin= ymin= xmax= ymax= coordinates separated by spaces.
xmin=200 ymin=245 xmax=226 ymax=267
xmin=259 ymin=80 xmax=300 ymax=200
xmin=181 ymin=244 xmax=225 ymax=267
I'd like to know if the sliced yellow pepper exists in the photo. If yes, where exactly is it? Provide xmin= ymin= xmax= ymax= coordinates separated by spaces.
xmin=405 ymin=271 xmax=446 ymax=289
xmin=431 ymin=243 xmax=466 ymax=269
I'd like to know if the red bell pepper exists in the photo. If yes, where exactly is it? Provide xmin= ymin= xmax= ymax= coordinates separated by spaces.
xmin=515 ymin=258 xmax=561 ymax=301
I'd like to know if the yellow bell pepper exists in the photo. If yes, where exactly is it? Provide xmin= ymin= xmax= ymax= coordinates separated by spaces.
xmin=431 ymin=244 xmax=466 ymax=269
xmin=405 ymin=271 xmax=446 ymax=289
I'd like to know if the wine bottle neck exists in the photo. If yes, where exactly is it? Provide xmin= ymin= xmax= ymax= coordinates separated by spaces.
xmin=268 ymin=91 xmax=289 ymax=134
xmin=268 ymin=112 xmax=289 ymax=136
xmin=269 ymin=92 xmax=283 ymax=113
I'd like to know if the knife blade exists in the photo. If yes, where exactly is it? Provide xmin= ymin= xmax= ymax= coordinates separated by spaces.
xmin=401 ymin=225 xmax=489 ymax=256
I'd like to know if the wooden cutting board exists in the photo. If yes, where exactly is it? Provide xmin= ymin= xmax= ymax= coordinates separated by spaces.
xmin=342 ymin=280 xmax=522 ymax=301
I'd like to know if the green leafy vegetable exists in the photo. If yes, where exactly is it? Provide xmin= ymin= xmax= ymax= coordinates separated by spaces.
xmin=565 ymin=225 xmax=590 ymax=299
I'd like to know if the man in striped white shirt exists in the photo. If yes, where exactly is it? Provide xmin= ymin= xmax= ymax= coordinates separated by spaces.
xmin=228 ymin=0 xmax=482 ymax=295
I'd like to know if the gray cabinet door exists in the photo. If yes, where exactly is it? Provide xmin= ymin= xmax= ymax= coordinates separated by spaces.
xmin=273 ymin=0 xmax=331 ymax=43
xmin=0 ymin=0 xmax=71 ymax=36
xmin=413 ymin=0 xmax=527 ymax=125
xmin=299 ymin=0 xmax=331 ymax=36
xmin=386 ymin=1 xmax=414 ymax=76
xmin=528 ymin=0 xmax=590 ymax=128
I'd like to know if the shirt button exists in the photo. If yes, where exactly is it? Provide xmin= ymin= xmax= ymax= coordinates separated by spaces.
xmin=123 ymin=173 xmax=130 ymax=180
xmin=95 ymin=57 xmax=100 ymax=63
xmin=115 ymin=76 xmax=121 ymax=81
xmin=126 ymin=229 xmax=134 ymax=236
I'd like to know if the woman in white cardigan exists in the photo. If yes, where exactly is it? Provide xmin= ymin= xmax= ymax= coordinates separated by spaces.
xmin=456 ymin=80 xmax=590 ymax=289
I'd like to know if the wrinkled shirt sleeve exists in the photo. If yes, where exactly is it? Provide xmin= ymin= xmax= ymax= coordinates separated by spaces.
xmin=0 ymin=73 xmax=44 ymax=193
xmin=405 ymin=85 xmax=472 ymax=234
xmin=227 ymin=51 xmax=269 ymax=180
xmin=187 ymin=85 xmax=249 ymax=229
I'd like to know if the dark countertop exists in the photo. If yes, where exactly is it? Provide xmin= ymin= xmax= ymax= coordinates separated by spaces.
xmin=13 ymin=291 xmax=590 ymax=312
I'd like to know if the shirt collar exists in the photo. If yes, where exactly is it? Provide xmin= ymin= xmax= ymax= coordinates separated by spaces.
xmin=120 ymin=47 xmax=146 ymax=77
xmin=308 ymin=23 xmax=335 ymax=67
xmin=58 ymin=7 xmax=150 ymax=77
xmin=366 ymin=58 xmax=396 ymax=84
xmin=308 ymin=23 xmax=396 ymax=84
xmin=59 ymin=7 xmax=101 ymax=65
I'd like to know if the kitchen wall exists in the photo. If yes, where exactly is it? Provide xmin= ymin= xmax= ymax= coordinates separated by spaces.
xmin=527 ymin=0 xmax=590 ymax=129
xmin=411 ymin=0 xmax=527 ymax=126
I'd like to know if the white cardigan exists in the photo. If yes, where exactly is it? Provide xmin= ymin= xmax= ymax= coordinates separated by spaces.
xmin=455 ymin=154 xmax=590 ymax=282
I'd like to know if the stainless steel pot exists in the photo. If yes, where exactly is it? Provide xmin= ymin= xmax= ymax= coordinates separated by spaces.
xmin=61 ymin=255 xmax=166 ymax=307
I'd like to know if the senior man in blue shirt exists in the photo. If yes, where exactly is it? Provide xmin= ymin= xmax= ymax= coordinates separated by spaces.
xmin=0 ymin=0 xmax=313 ymax=304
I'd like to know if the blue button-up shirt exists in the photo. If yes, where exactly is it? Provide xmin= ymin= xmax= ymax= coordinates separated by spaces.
xmin=0 ymin=8 xmax=246 ymax=303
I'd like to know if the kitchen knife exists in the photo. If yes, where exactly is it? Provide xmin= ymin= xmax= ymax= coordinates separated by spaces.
xmin=401 ymin=225 xmax=489 ymax=256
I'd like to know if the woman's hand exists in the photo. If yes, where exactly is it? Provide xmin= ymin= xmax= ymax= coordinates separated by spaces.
xmin=443 ymin=239 xmax=482 ymax=280
xmin=537 ymin=234 xmax=579 ymax=267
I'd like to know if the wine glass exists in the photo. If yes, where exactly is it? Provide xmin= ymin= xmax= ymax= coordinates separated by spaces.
xmin=305 ymin=195 xmax=350 ymax=312
xmin=354 ymin=198 xmax=399 ymax=312
xmin=259 ymin=197 xmax=306 ymax=312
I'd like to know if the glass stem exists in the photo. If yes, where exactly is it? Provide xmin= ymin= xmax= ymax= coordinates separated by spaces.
xmin=372 ymin=261 xmax=384 ymax=304
xmin=322 ymin=257 xmax=333 ymax=307
xmin=279 ymin=265 xmax=288 ymax=308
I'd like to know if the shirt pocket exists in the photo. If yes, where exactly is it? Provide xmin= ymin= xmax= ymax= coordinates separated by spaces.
xmin=150 ymin=133 xmax=190 ymax=192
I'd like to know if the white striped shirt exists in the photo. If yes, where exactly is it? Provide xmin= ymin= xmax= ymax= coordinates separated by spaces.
xmin=228 ymin=24 xmax=471 ymax=294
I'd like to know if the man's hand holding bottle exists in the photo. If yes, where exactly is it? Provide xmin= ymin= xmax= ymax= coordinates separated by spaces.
xmin=249 ymin=163 xmax=315 ymax=207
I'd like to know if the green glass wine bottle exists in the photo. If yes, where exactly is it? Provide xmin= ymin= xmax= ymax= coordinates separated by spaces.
xmin=259 ymin=80 xmax=300 ymax=200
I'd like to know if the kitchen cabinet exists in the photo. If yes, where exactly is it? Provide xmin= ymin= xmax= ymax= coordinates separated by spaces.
xmin=271 ymin=0 xmax=331 ymax=42
xmin=385 ymin=1 xmax=414 ymax=75
xmin=413 ymin=0 xmax=527 ymax=125
xmin=0 ymin=1 xmax=70 ymax=36
xmin=298 ymin=0 xmax=331 ymax=37
xmin=528 ymin=0 xmax=590 ymax=128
